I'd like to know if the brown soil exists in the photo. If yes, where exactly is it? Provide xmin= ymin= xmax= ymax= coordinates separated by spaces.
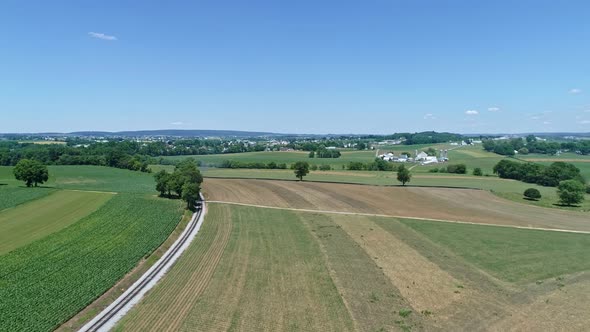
xmin=204 ymin=178 xmax=590 ymax=232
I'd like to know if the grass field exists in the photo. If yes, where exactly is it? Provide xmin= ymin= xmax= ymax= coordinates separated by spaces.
xmin=119 ymin=190 xmax=590 ymax=331
xmin=1 ymin=165 xmax=158 ymax=193
xmin=398 ymin=218 xmax=590 ymax=283
xmin=0 ymin=190 xmax=113 ymax=254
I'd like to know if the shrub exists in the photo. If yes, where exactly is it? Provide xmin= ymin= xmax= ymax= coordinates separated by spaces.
xmin=518 ymin=147 xmax=529 ymax=155
xmin=523 ymin=188 xmax=542 ymax=200
xmin=473 ymin=167 xmax=483 ymax=176
xmin=319 ymin=164 xmax=331 ymax=171
xmin=446 ymin=163 xmax=467 ymax=174
xmin=347 ymin=161 xmax=365 ymax=171
xmin=399 ymin=308 xmax=413 ymax=318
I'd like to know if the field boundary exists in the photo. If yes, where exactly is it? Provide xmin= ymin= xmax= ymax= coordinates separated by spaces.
xmin=203 ymin=175 xmax=488 ymax=191
xmin=63 ymin=189 xmax=119 ymax=195
xmin=80 ymin=196 xmax=207 ymax=332
xmin=208 ymin=201 xmax=590 ymax=235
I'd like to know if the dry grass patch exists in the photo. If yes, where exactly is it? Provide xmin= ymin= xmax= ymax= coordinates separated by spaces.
xmin=300 ymin=212 xmax=425 ymax=331
xmin=331 ymin=215 xmax=464 ymax=314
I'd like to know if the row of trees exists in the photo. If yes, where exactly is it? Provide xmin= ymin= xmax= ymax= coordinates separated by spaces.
xmin=347 ymin=158 xmax=398 ymax=171
xmin=398 ymin=132 xmax=464 ymax=145
xmin=493 ymin=160 xmax=585 ymax=187
xmin=483 ymin=136 xmax=590 ymax=156
xmin=309 ymin=149 xmax=342 ymax=158
xmin=0 ymin=141 xmax=151 ymax=172
xmin=428 ymin=163 xmax=467 ymax=174
xmin=219 ymin=160 xmax=288 ymax=169
xmin=154 ymin=159 xmax=203 ymax=210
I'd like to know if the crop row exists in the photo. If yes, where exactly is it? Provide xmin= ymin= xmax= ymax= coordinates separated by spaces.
xmin=0 ymin=187 xmax=56 ymax=211
xmin=0 ymin=193 xmax=183 ymax=332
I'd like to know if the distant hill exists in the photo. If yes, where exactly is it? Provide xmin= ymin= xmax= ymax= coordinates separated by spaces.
xmin=1 ymin=129 xmax=284 ymax=138
xmin=69 ymin=129 xmax=283 ymax=137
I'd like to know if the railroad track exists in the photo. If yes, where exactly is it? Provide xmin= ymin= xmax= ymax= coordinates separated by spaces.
xmin=80 ymin=197 xmax=206 ymax=332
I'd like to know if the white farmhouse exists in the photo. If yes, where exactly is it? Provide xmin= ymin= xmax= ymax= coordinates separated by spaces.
xmin=415 ymin=151 xmax=429 ymax=161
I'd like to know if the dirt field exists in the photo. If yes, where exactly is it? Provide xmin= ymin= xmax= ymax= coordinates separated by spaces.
xmin=203 ymin=178 xmax=590 ymax=232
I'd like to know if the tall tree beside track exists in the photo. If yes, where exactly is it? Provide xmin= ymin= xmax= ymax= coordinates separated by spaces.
xmin=293 ymin=161 xmax=310 ymax=181
xmin=181 ymin=182 xmax=200 ymax=210
xmin=397 ymin=164 xmax=412 ymax=186
xmin=154 ymin=158 xmax=203 ymax=209
xmin=13 ymin=159 xmax=49 ymax=187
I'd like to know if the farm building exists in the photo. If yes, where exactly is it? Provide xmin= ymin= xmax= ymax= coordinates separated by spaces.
xmin=415 ymin=151 xmax=429 ymax=160
xmin=379 ymin=152 xmax=411 ymax=162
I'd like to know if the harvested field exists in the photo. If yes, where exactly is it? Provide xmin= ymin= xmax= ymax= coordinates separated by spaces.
xmin=118 ymin=199 xmax=590 ymax=331
xmin=204 ymin=178 xmax=590 ymax=232
xmin=117 ymin=204 xmax=354 ymax=332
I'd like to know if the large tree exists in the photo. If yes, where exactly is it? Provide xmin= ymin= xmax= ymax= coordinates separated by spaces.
xmin=397 ymin=164 xmax=412 ymax=186
xmin=13 ymin=159 xmax=49 ymax=187
xmin=293 ymin=161 xmax=310 ymax=181
xmin=557 ymin=180 xmax=586 ymax=206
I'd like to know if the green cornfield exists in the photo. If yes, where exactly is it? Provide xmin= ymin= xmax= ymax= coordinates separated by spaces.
xmin=0 ymin=193 xmax=183 ymax=332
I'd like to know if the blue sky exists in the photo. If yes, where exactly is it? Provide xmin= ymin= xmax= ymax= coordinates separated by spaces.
xmin=1 ymin=0 xmax=589 ymax=134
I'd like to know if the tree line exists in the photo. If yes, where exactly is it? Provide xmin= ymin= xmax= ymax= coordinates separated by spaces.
xmin=309 ymin=148 xmax=342 ymax=158
xmin=483 ymin=136 xmax=590 ymax=156
xmin=493 ymin=160 xmax=585 ymax=187
xmin=154 ymin=159 xmax=203 ymax=210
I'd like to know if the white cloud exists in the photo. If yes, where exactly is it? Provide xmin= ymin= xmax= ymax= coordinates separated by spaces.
xmin=543 ymin=121 xmax=551 ymax=125
xmin=88 ymin=32 xmax=117 ymax=41
xmin=585 ymin=110 xmax=590 ymax=113
xmin=579 ymin=120 xmax=590 ymax=124
xmin=487 ymin=107 xmax=500 ymax=112
xmin=569 ymin=88 xmax=582 ymax=94
xmin=465 ymin=110 xmax=479 ymax=115
xmin=423 ymin=113 xmax=436 ymax=120
xmin=531 ymin=116 xmax=541 ymax=120
xmin=170 ymin=121 xmax=185 ymax=126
